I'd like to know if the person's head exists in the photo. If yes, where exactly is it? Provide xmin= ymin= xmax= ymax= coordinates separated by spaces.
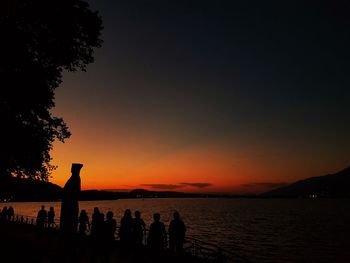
xmin=50 ymin=207 xmax=54 ymax=211
xmin=71 ymin=163 xmax=83 ymax=175
xmin=107 ymin=211 xmax=114 ymax=220
xmin=135 ymin=210 xmax=141 ymax=218
xmin=173 ymin=211 xmax=180 ymax=220
xmin=41 ymin=205 xmax=45 ymax=210
xmin=153 ymin=213 xmax=160 ymax=222
xmin=94 ymin=207 xmax=100 ymax=214
xmin=80 ymin=209 xmax=87 ymax=216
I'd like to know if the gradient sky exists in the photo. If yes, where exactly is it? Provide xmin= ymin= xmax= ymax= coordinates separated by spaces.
xmin=51 ymin=0 xmax=350 ymax=193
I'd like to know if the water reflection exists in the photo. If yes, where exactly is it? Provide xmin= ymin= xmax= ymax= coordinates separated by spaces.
xmin=6 ymin=198 xmax=350 ymax=263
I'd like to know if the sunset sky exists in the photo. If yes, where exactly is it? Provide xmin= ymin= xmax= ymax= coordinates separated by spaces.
xmin=51 ymin=0 xmax=350 ymax=193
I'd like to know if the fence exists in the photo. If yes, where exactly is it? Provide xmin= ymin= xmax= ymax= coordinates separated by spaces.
xmin=2 ymin=214 xmax=251 ymax=263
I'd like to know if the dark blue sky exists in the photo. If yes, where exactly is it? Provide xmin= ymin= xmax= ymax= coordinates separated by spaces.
xmin=53 ymin=0 xmax=350 ymax=192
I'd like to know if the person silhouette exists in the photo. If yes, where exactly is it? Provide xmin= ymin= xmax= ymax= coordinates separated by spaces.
xmin=78 ymin=209 xmax=90 ymax=235
xmin=91 ymin=207 xmax=104 ymax=238
xmin=7 ymin=206 xmax=14 ymax=221
xmin=1 ymin=206 xmax=8 ymax=221
xmin=48 ymin=207 xmax=55 ymax=228
xmin=147 ymin=213 xmax=167 ymax=254
xmin=90 ymin=208 xmax=106 ymax=262
xmin=60 ymin=163 xmax=83 ymax=234
xmin=103 ymin=211 xmax=117 ymax=261
xmin=97 ymin=211 xmax=117 ymax=263
xmin=119 ymin=209 xmax=133 ymax=250
xmin=168 ymin=211 xmax=186 ymax=254
xmin=132 ymin=210 xmax=146 ymax=248
xmin=36 ymin=205 xmax=47 ymax=228
xmin=104 ymin=211 xmax=117 ymax=242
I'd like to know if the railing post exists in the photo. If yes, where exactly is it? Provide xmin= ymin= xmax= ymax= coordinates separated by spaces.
xmin=193 ymin=239 xmax=198 ymax=257
xmin=217 ymin=247 xmax=223 ymax=263
xmin=144 ymin=230 xmax=147 ymax=246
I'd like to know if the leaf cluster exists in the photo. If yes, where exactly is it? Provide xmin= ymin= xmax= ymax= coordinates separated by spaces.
xmin=0 ymin=0 xmax=103 ymax=180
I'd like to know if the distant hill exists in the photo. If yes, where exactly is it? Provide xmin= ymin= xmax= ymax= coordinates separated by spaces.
xmin=0 ymin=176 xmax=214 ymax=202
xmin=0 ymin=176 xmax=62 ymax=201
xmin=129 ymin=188 xmax=209 ymax=198
xmin=262 ymin=167 xmax=350 ymax=198
xmin=6 ymin=166 xmax=349 ymax=201
xmin=79 ymin=190 xmax=129 ymax=200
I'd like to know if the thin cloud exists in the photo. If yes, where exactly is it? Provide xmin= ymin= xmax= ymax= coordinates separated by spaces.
xmin=141 ymin=182 xmax=213 ymax=190
xmin=141 ymin=184 xmax=184 ymax=190
xmin=241 ymin=182 xmax=288 ymax=188
xmin=180 ymin=182 xmax=212 ymax=188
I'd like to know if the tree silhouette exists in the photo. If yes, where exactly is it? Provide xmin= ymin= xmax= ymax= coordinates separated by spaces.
xmin=0 ymin=0 xmax=103 ymax=180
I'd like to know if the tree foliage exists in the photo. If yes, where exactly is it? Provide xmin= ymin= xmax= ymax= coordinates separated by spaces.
xmin=0 ymin=0 xmax=103 ymax=180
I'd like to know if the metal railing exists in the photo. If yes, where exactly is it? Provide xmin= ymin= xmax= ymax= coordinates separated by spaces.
xmin=1 ymin=214 xmax=251 ymax=263
xmin=6 ymin=214 xmax=60 ymax=228
xmin=183 ymin=237 xmax=253 ymax=263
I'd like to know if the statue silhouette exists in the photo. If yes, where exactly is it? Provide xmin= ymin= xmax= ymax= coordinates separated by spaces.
xmin=60 ymin=163 xmax=83 ymax=233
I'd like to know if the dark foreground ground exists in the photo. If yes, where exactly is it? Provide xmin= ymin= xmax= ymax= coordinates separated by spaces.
xmin=0 ymin=222 xmax=203 ymax=263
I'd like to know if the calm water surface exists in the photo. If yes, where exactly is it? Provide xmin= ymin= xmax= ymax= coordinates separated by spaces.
xmin=5 ymin=198 xmax=350 ymax=263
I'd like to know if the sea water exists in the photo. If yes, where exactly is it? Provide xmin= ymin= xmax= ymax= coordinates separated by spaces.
xmin=4 ymin=198 xmax=350 ymax=263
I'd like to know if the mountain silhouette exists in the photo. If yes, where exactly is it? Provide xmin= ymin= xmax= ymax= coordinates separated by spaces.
xmin=0 ymin=176 xmax=62 ymax=201
xmin=4 ymin=166 xmax=349 ymax=201
xmin=129 ymin=188 xmax=207 ymax=198
xmin=0 ymin=178 xmax=211 ymax=202
xmin=262 ymin=167 xmax=350 ymax=198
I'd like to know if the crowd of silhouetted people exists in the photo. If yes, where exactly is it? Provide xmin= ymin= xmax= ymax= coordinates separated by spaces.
xmin=0 ymin=206 xmax=15 ymax=221
xmin=85 ymin=207 xmax=187 ymax=255
xmin=1 ymin=205 xmax=187 ymax=261
xmin=36 ymin=205 xmax=56 ymax=228
xmin=31 ymin=206 xmax=187 ymax=255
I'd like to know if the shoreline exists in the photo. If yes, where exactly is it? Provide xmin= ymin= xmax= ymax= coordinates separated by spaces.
xmin=2 ymin=195 xmax=349 ymax=203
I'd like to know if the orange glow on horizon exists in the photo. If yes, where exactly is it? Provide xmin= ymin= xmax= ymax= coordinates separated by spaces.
xmin=50 ymin=97 xmax=349 ymax=194
xmin=50 ymin=127 xmax=345 ymax=194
